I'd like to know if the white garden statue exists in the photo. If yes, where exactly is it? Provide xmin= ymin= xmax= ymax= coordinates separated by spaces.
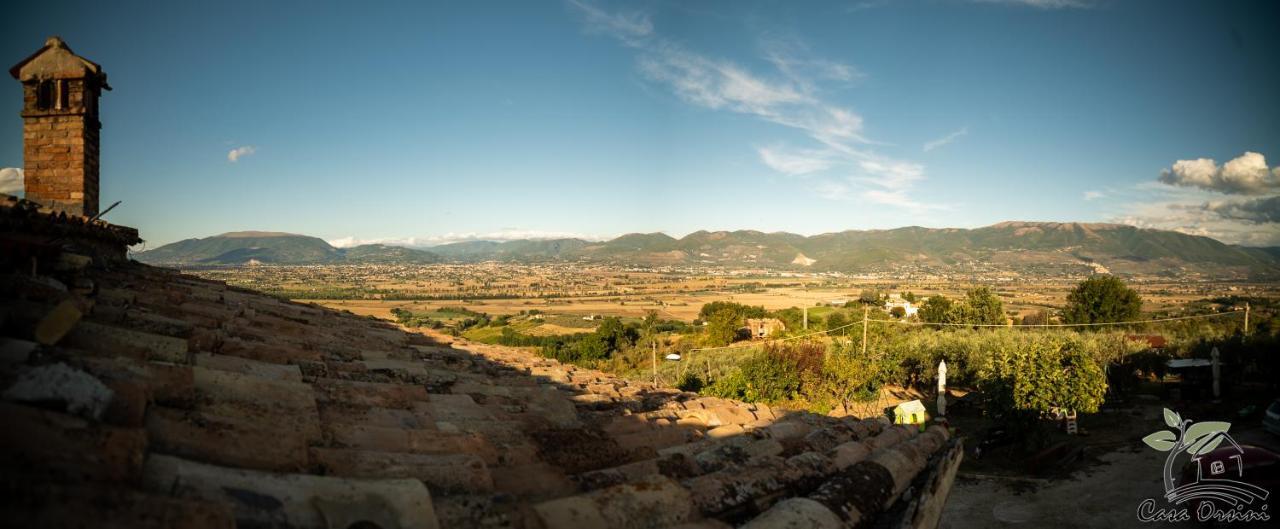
xmin=937 ymin=359 xmax=947 ymax=417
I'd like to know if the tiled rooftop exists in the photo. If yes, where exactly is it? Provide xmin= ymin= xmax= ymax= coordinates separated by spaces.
xmin=0 ymin=205 xmax=961 ymax=528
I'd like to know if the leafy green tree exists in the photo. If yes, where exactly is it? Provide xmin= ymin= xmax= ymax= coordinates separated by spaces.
xmin=889 ymin=306 xmax=906 ymax=319
xmin=919 ymin=295 xmax=956 ymax=324
xmin=704 ymin=351 xmax=803 ymax=402
xmin=698 ymin=301 xmax=767 ymax=321
xmin=902 ymin=291 xmax=917 ymax=303
xmin=703 ymin=310 xmax=740 ymax=347
xmin=858 ymin=289 xmax=883 ymax=305
xmin=770 ymin=307 xmax=805 ymax=332
xmin=1062 ymin=275 xmax=1143 ymax=324
xmin=964 ymin=287 xmax=1006 ymax=326
xmin=594 ymin=317 xmax=638 ymax=352
xmin=802 ymin=348 xmax=886 ymax=413
xmin=919 ymin=289 xmax=1005 ymax=326
xmin=975 ymin=334 xmax=1109 ymax=416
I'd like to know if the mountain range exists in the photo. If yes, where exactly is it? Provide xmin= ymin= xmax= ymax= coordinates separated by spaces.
xmin=133 ymin=231 xmax=440 ymax=266
xmin=133 ymin=223 xmax=1280 ymax=277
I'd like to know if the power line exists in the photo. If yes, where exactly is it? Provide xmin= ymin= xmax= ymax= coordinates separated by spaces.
xmin=687 ymin=310 xmax=1243 ymax=354
xmin=889 ymin=311 xmax=1241 ymax=328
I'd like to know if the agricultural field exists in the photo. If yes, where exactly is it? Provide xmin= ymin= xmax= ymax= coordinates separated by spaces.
xmin=186 ymin=262 xmax=1280 ymax=326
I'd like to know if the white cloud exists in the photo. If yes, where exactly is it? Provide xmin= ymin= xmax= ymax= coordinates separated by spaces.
xmin=1185 ymin=196 xmax=1280 ymax=225
xmin=757 ymin=146 xmax=835 ymax=176
xmin=329 ymin=229 xmax=605 ymax=248
xmin=227 ymin=146 xmax=257 ymax=163
xmin=1135 ymin=151 xmax=1280 ymax=243
xmin=637 ymin=45 xmax=812 ymax=118
xmin=922 ymin=127 xmax=968 ymax=152
xmin=862 ymin=188 xmax=948 ymax=213
xmin=1114 ymin=208 xmax=1280 ymax=246
xmin=1158 ymin=151 xmax=1280 ymax=195
xmin=567 ymin=0 xmax=652 ymax=45
xmin=0 ymin=167 xmax=23 ymax=195
xmin=761 ymin=37 xmax=863 ymax=91
xmin=1112 ymin=189 xmax=1280 ymax=246
xmin=856 ymin=159 xmax=924 ymax=188
xmin=1083 ymin=190 xmax=1105 ymax=201
xmin=814 ymin=180 xmax=851 ymax=200
xmin=569 ymin=1 xmax=939 ymax=211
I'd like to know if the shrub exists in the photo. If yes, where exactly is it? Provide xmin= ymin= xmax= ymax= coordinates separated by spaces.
xmin=676 ymin=372 xmax=704 ymax=392
xmin=704 ymin=351 xmax=803 ymax=403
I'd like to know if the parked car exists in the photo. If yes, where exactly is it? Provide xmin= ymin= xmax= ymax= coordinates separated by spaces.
xmin=1178 ymin=442 xmax=1279 ymax=513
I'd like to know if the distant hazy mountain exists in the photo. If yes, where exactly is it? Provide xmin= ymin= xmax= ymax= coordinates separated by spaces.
xmin=134 ymin=232 xmax=439 ymax=266
xmin=423 ymin=222 xmax=1280 ymax=277
xmin=338 ymin=243 xmax=441 ymax=264
xmin=431 ymin=238 xmax=589 ymax=261
xmin=134 ymin=223 xmax=1280 ymax=277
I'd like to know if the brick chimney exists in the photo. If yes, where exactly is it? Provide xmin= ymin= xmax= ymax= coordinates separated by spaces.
xmin=9 ymin=36 xmax=110 ymax=217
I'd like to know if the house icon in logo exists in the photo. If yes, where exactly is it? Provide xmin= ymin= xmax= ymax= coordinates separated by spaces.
xmin=1188 ymin=431 xmax=1245 ymax=481
xmin=1156 ymin=424 xmax=1270 ymax=507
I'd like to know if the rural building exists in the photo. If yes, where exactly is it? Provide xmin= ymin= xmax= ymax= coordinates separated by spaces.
xmin=885 ymin=295 xmax=919 ymax=318
xmin=745 ymin=317 xmax=786 ymax=339
xmin=9 ymin=36 xmax=109 ymax=217
xmin=1126 ymin=334 xmax=1168 ymax=349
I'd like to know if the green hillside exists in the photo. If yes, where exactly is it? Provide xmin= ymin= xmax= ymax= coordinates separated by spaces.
xmin=134 ymin=223 xmax=1280 ymax=277
xmin=134 ymin=232 xmax=439 ymax=265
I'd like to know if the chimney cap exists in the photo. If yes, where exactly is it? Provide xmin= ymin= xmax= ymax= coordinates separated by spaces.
xmin=9 ymin=36 xmax=109 ymax=90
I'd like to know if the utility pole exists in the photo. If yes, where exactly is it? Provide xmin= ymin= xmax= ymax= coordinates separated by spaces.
xmin=803 ymin=306 xmax=808 ymax=330
xmin=861 ymin=306 xmax=869 ymax=356
xmin=1244 ymin=302 xmax=1250 ymax=335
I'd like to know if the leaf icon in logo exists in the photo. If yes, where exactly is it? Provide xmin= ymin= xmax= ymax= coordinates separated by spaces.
xmin=1163 ymin=408 xmax=1181 ymax=428
xmin=1184 ymin=421 xmax=1232 ymax=455
xmin=1143 ymin=429 xmax=1176 ymax=452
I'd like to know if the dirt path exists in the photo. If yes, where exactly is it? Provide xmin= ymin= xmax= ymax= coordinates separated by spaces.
xmin=942 ymin=444 xmax=1200 ymax=528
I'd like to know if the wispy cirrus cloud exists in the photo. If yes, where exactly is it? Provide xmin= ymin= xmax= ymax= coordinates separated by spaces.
xmin=568 ymin=1 xmax=942 ymax=212
xmin=923 ymin=127 xmax=968 ymax=152
xmin=1083 ymin=190 xmax=1105 ymax=201
xmin=227 ymin=146 xmax=257 ymax=163
xmin=566 ymin=0 xmax=652 ymax=44
xmin=757 ymin=146 xmax=836 ymax=176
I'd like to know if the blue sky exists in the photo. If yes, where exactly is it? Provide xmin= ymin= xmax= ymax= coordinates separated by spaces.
xmin=2 ymin=0 xmax=1278 ymax=248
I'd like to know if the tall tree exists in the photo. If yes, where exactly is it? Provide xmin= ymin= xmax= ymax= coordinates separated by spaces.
xmin=919 ymin=295 xmax=956 ymax=324
xmin=965 ymin=287 xmax=1006 ymax=326
xmin=1062 ymin=275 xmax=1143 ymax=324
xmin=703 ymin=310 xmax=740 ymax=347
